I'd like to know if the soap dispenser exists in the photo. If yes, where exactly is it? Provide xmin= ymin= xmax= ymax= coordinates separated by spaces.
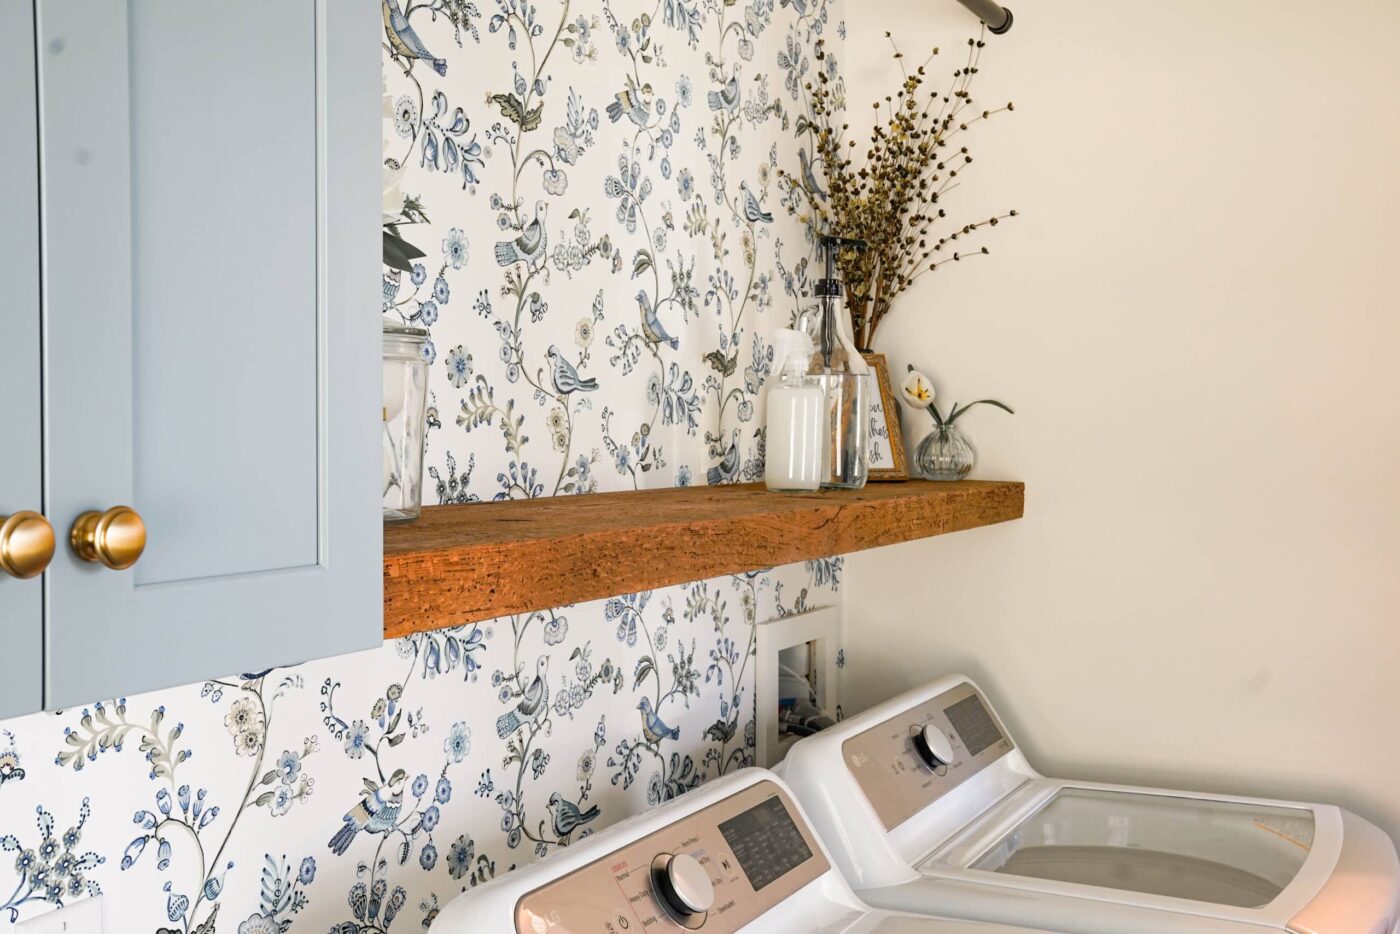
xmin=765 ymin=328 xmax=824 ymax=492
xmin=809 ymin=235 xmax=872 ymax=490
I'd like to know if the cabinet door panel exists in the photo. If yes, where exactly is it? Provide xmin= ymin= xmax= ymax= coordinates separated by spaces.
xmin=0 ymin=3 xmax=43 ymax=719
xmin=128 ymin=3 xmax=320 ymax=583
xmin=38 ymin=0 xmax=382 ymax=709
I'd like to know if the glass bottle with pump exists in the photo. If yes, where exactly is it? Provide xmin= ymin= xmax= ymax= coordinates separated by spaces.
xmin=807 ymin=236 xmax=871 ymax=489
xmin=765 ymin=328 xmax=824 ymax=492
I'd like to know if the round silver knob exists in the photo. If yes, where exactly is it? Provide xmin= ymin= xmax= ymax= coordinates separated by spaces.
xmin=654 ymin=852 xmax=714 ymax=920
xmin=914 ymin=723 xmax=954 ymax=770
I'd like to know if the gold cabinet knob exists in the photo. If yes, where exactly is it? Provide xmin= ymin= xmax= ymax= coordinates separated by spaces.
xmin=70 ymin=506 xmax=146 ymax=570
xmin=0 ymin=511 xmax=56 ymax=580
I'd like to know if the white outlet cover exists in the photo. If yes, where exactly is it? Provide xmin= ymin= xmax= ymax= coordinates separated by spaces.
xmin=15 ymin=898 xmax=103 ymax=934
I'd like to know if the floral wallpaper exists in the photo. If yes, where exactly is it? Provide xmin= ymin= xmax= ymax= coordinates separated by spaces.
xmin=0 ymin=0 xmax=845 ymax=930
xmin=0 ymin=566 xmax=837 ymax=932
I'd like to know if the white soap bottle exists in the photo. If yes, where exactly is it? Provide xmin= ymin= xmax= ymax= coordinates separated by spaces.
xmin=765 ymin=328 xmax=824 ymax=492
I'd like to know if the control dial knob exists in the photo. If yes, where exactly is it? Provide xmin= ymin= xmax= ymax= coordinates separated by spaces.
xmin=652 ymin=852 xmax=714 ymax=926
xmin=913 ymin=723 xmax=954 ymax=771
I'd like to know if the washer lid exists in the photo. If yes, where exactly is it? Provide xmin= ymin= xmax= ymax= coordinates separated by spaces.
xmin=968 ymin=787 xmax=1315 ymax=909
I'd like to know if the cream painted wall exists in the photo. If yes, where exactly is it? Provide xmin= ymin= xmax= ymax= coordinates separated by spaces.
xmin=841 ymin=0 xmax=1400 ymax=838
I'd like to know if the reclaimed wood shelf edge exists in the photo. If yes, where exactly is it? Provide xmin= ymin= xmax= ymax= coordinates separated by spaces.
xmin=383 ymin=479 xmax=1024 ymax=638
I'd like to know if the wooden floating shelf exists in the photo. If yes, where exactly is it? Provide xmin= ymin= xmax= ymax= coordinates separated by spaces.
xmin=383 ymin=479 xmax=1025 ymax=639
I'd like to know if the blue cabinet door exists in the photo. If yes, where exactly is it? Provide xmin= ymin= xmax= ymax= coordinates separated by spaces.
xmin=0 ymin=3 xmax=44 ymax=719
xmin=36 ymin=1 xmax=383 ymax=708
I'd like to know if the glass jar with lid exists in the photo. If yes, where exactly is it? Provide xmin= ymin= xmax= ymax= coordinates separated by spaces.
xmin=382 ymin=323 xmax=430 ymax=522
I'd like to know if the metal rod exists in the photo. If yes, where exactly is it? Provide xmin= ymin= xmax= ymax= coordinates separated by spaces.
xmin=954 ymin=0 xmax=1013 ymax=34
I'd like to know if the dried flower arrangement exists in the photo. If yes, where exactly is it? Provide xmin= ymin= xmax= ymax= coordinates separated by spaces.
xmin=781 ymin=28 xmax=1017 ymax=351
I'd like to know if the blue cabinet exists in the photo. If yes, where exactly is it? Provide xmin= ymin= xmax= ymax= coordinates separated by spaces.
xmin=0 ymin=1 xmax=383 ymax=716
xmin=0 ymin=2 xmax=45 ymax=720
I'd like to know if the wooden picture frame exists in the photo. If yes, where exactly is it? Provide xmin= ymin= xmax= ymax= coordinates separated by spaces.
xmin=863 ymin=352 xmax=909 ymax=481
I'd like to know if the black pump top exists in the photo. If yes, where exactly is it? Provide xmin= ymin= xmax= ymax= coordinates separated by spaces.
xmin=815 ymin=235 xmax=867 ymax=297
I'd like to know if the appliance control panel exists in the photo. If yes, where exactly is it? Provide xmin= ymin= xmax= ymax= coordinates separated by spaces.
xmin=515 ymin=781 xmax=829 ymax=933
xmin=841 ymin=681 xmax=1014 ymax=832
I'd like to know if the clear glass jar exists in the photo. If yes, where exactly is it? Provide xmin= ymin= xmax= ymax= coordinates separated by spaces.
xmin=383 ymin=324 xmax=430 ymax=522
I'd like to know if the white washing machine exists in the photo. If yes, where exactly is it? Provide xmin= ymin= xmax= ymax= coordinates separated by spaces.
xmin=433 ymin=767 xmax=1054 ymax=933
xmin=776 ymin=675 xmax=1400 ymax=934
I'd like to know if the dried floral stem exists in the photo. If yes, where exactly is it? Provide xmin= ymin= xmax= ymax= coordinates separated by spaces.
xmin=779 ymin=26 xmax=1018 ymax=350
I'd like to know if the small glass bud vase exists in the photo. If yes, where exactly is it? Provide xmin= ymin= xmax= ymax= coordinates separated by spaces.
xmin=383 ymin=323 xmax=430 ymax=523
xmin=914 ymin=423 xmax=974 ymax=481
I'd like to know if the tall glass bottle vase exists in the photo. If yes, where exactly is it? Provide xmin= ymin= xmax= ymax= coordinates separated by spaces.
xmin=809 ymin=270 xmax=871 ymax=489
xmin=816 ymin=370 xmax=871 ymax=489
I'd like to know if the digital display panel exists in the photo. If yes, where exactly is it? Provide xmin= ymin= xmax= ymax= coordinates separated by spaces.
xmin=945 ymin=693 xmax=1003 ymax=757
xmin=718 ymin=795 xmax=812 ymax=891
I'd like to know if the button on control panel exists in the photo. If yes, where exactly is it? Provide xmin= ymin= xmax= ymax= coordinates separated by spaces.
xmin=515 ymin=782 xmax=828 ymax=933
xmin=841 ymin=682 xmax=1013 ymax=832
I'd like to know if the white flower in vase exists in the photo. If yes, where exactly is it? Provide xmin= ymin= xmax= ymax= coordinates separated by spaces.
xmin=900 ymin=370 xmax=936 ymax=408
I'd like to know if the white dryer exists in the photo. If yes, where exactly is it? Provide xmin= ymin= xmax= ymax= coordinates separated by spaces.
xmin=776 ymin=675 xmax=1400 ymax=933
xmin=433 ymin=767 xmax=1054 ymax=933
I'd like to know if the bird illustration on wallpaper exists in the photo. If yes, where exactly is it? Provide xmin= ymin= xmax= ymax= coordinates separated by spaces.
xmin=547 ymin=791 xmax=601 ymax=838
xmin=383 ymin=0 xmax=449 ymax=77
xmin=493 ymin=200 xmax=548 ymax=268
xmin=707 ymin=430 xmax=741 ymax=485
xmin=495 ymin=656 xmax=549 ymax=739
xmin=638 ymin=697 xmax=682 ymax=744
xmin=708 ymin=75 xmax=740 ymax=113
xmin=638 ymin=290 xmax=680 ymax=350
xmin=546 ymin=346 xmax=600 ymax=396
xmin=328 ymin=776 xmax=405 ymax=857
xmin=606 ymin=74 xmax=654 ymax=128
xmin=739 ymin=181 xmax=774 ymax=224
